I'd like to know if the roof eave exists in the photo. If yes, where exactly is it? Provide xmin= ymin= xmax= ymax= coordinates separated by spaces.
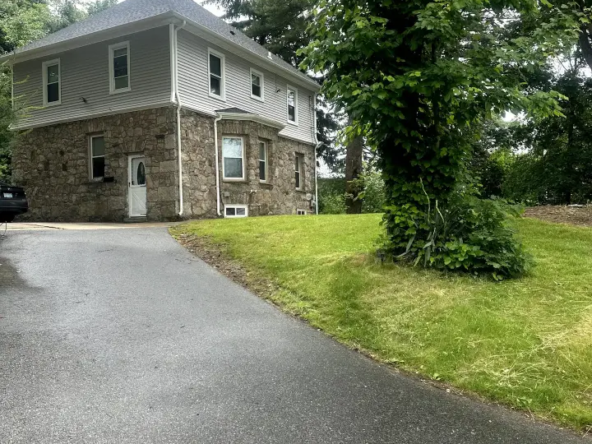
xmin=0 ymin=12 xmax=176 ymax=64
xmin=216 ymin=111 xmax=286 ymax=130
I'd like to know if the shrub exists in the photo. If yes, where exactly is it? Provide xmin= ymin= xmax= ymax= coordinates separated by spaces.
xmin=384 ymin=186 xmax=531 ymax=280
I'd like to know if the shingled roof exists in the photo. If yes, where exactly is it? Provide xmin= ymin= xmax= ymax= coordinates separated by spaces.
xmin=10 ymin=0 xmax=318 ymax=89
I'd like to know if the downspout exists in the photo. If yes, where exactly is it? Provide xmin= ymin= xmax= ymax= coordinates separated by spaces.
xmin=214 ymin=114 xmax=223 ymax=216
xmin=171 ymin=20 xmax=186 ymax=217
xmin=313 ymin=93 xmax=321 ymax=215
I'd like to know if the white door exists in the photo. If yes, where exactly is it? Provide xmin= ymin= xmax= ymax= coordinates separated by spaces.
xmin=128 ymin=156 xmax=147 ymax=217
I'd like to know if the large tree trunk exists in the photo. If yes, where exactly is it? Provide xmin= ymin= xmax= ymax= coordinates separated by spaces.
xmin=345 ymin=118 xmax=364 ymax=214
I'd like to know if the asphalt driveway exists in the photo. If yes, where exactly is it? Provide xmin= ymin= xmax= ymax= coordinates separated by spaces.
xmin=0 ymin=227 xmax=588 ymax=443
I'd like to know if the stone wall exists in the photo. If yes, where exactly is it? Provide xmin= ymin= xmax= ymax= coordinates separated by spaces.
xmin=181 ymin=110 xmax=316 ymax=218
xmin=12 ymin=107 xmax=179 ymax=222
xmin=12 ymin=106 xmax=315 ymax=222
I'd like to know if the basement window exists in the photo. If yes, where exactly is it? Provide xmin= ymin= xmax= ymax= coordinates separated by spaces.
xmin=225 ymin=205 xmax=248 ymax=218
xmin=297 ymin=209 xmax=307 ymax=215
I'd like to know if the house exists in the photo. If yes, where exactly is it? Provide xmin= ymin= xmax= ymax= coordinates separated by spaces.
xmin=3 ymin=0 xmax=320 ymax=222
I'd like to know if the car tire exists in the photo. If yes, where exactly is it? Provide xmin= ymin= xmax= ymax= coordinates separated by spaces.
xmin=0 ymin=213 xmax=15 ymax=223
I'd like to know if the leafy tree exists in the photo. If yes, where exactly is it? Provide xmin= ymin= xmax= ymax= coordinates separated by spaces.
xmin=87 ymin=0 xmax=118 ymax=17
xmin=302 ymin=0 xmax=576 ymax=278
xmin=503 ymin=61 xmax=592 ymax=204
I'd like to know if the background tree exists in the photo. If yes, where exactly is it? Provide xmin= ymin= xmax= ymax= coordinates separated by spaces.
xmin=303 ymin=0 xmax=577 ymax=278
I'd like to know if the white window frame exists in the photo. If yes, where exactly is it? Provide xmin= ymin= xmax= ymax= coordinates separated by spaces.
xmin=208 ymin=48 xmax=226 ymax=101
xmin=109 ymin=41 xmax=131 ymax=95
xmin=295 ymin=153 xmax=304 ymax=190
xmin=297 ymin=209 xmax=307 ymax=216
xmin=259 ymin=141 xmax=268 ymax=183
xmin=250 ymin=68 xmax=265 ymax=102
xmin=89 ymin=135 xmax=106 ymax=181
xmin=287 ymin=85 xmax=298 ymax=125
xmin=222 ymin=136 xmax=245 ymax=181
xmin=42 ymin=59 xmax=61 ymax=107
xmin=224 ymin=204 xmax=248 ymax=218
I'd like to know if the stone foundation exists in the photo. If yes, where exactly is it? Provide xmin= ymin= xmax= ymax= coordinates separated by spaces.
xmin=12 ymin=107 xmax=315 ymax=222
xmin=181 ymin=110 xmax=315 ymax=218
xmin=12 ymin=107 xmax=179 ymax=222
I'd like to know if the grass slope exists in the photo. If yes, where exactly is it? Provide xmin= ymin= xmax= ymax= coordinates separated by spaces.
xmin=172 ymin=215 xmax=592 ymax=431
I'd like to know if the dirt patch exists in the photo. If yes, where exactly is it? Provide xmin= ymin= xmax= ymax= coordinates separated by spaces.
xmin=524 ymin=206 xmax=592 ymax=227
xmin=173 ymin=233 xmax=278 ymax=297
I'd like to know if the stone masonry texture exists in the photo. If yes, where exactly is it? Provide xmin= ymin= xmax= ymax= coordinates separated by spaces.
xmin=11 ymin=107 xmax=315 ymax=221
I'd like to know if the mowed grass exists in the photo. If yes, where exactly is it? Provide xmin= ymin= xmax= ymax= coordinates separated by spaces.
xmin=172 ymin=215 xmax=592 ymax=431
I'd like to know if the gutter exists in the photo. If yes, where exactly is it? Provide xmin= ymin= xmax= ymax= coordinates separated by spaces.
xmin=214 ymin=114 xmax=223 ymax=216
xmin=171 ymin=20 xmax=187 ymax=217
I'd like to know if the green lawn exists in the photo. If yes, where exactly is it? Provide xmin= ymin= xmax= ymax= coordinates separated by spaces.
xmin=172 ymin=214 xmax=592 ymax=431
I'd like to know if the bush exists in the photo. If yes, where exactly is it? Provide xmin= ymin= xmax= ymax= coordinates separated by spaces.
xmin=384 ymin=187 xmax=531 ymax=280
xmin=319 ymin=171 xmax=386 ymax=215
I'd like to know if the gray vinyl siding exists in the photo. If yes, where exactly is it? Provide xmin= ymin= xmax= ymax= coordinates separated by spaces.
xmin=177 ymin=30 xmax=316 ymax=145
xmin=12 ymin=27 xmax=171 ymax=130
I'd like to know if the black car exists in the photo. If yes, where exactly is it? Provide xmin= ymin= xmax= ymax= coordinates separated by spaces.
xmin=0 ymin=182 xmax=28 ymax=222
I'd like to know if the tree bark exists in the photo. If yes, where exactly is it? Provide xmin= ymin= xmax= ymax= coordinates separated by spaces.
xmin=345 ymin=118 xmax=364 ymax=214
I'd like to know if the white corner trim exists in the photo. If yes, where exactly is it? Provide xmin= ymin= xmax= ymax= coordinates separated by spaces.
xmin=217 ymin=112 xmax=285 ymax=130
xmin=108 ymin=41 xmax=131 ymax=95
xmin=208 ymin=47 xmax=226 ymax=101
xmin=287 ymin=84 xmax=299 ymax=126
xmin=249 ymin=67 xmax=265 ymax=102
xmin=41 ymin=58 xmax=61 ymax=107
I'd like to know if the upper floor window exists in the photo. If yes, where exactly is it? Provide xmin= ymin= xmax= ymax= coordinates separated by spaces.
xmin=42 ymin=59 xmax=61 ymax=106
xmin=222 ymin=137 xmax=244 ymax=180
xmin=259 ymin=141 xmax=268 ymax=182
xmin=90 ymin=135 xmax=106 ymax=180
xmin=250 ymin=68 xmax=264 ymax=102
xmin=287 ymin=86 xmax=298 ymax=125
xmin=208 ymin=49 xmax=225 ymax=100
xmin=109 ymin=41 xmax=130 ymax=94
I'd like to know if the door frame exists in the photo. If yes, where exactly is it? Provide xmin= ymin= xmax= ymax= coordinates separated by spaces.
xmin=128 ymin=154 xmax=147 ymax=218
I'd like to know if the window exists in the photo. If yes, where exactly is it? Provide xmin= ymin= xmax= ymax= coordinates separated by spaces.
xmin=297 ymin=209 xmax=307 ymax=215
xmin=225 ymin=205 xmax=248 ymax=218
xmin=42 ymin=59 xmax=61 ymax=106
xmin=259 ymin=141 xmax=268 ymax=182
xmin=208 ymin=49 xmax=225 ymax=100
xmin=222 ymin=137 xmax=244 ymax=180
xmin=90 ymin=136 xmax=106 ymax=180
xmin=250 ymin=68 xmax=264 ymax=101
xmin=287 ymin=85 xmax=298 ymax=125
xmin=295 ymin=153 xmax=304 ymax=190
xmin=109 ymin=41 xmax=130 ymax=94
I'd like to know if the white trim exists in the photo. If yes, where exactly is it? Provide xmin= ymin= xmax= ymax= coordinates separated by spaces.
xmin=42 ymin=58 xmax=61 ymax=107
xmin=224 ymin=204 xmax=248 ymax=218
xmin=217 ymin=111 xmax=285 ymax=130
xmin=259 ymin=141 xmax=268 ymax=183
xmin=250 ymin=68 xmax=264 ymax=102
xmin=221 ymin=136 xmax=245 ymax=181
xmin=208 ymin=47 xmax=226 ymax=101
xmin=10 ymin=102 xmax=172 ymax=130
xmin=297 ymin=209 xmax=307 ymax=215
xmin=89 ymin=134 xmax=105 ymax=180
xmin=287 ymin=85 xmax=298 ymax=126
xmin=109 ymin=41 xmax=131 ymax=94
xmin=169 ymin=23 xmax=176 ymax=104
